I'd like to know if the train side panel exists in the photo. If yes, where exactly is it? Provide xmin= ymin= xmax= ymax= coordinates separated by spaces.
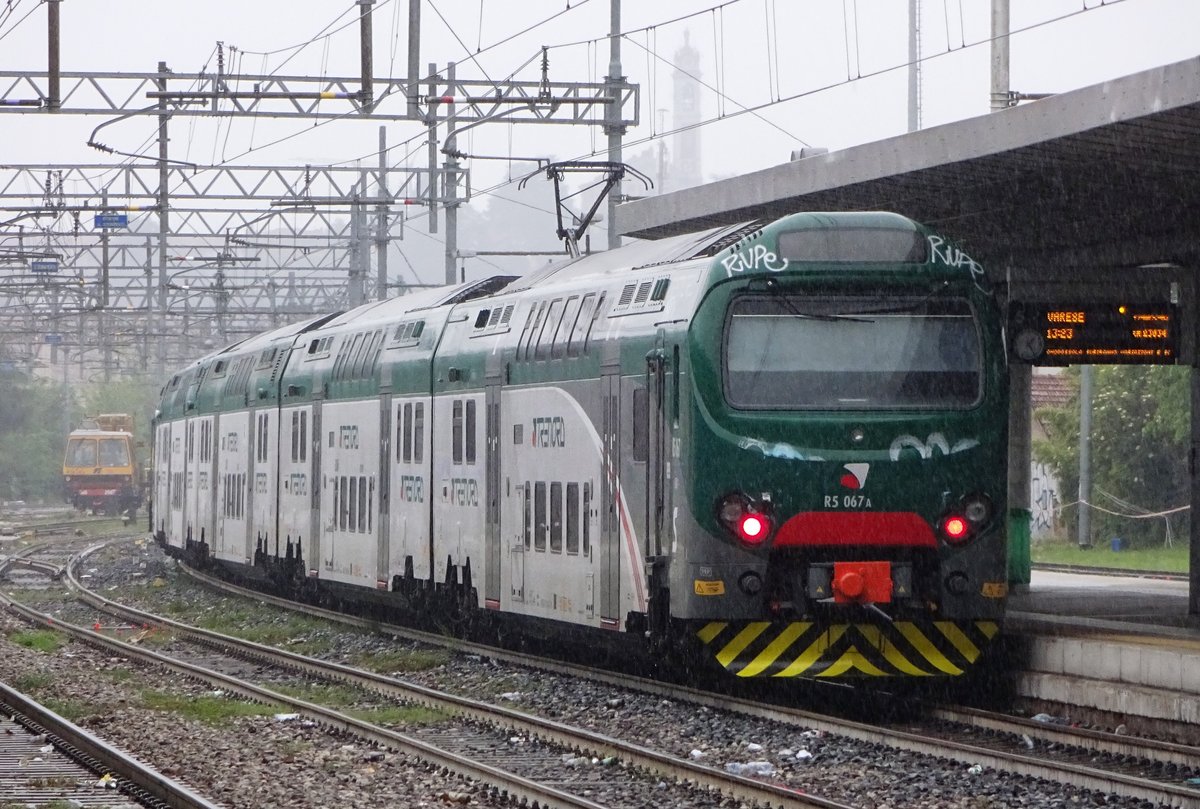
xmin=430 ymin=391 xmax=485 ymax=594
xmin=278 ymin=404 xmax=316 ymax=572
xmin=186 ymin=415 xmax=217 ymax=553
xmin=387 ymin=393 xmax=432 ymax=582
xmin=250 ymin=407 xmax=276 ymax=557
xmin=318 ymin=398 xmax=381 ymax=588
xmin=501 ymin=384 xmax=603 ymax=624
xmin=214 ymin=410 xmax=250 ymax=565
xmin=165 ymin=420 xmax=185 ymax=549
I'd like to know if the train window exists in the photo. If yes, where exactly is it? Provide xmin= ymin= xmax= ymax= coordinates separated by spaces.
xmin=452 ymin=400 xmax=463 ymax=464
xmin=368 ymin=478 xmax=375 ymax=532
xmin=550 ymin=482 xmax=563 ymax=553
xmin=349 ymin=476 xmax=359 ymax=531
xmin=67 ymin=439 xmax=96 ymax=467
xmin=187 ymin=425 xmax=194 ymax=462
xmin=414 ymin=403 xmax=425 ymax=463
xmin=368 ymin=329 xmax=386 ymax=375
xmin=474 ymin=309 xmax=490 ymax=329
xmin=566 ymin=482 xmax=579 ymax=554
xmin=584 ymin=292 xmax=606 ymax=353
xmin=401 ymin=403 xmax=413 ymax=462
xmin=582 ymin=482 xmax=591 ymax=556
xmin=350 ymin=333 xmax=371 ymax=378
xmin=535 ymin=298 xmax=565 ymax=360
xmin=291 ymin=412 xmax=300 ymax=463
xmin=724 ymin=295 xmax=981 ymax=409
xmin=257 ymin=414 xmax=269 ymax=463
xmin=776 ymin=226 xmax=928 ymax=264
xmin=339 ymin=476 xmax=349 ymax=530
xmin=97 ymin=439 xmax=127 ymax=467
xmin=332 ymin=336 xmax=353 ymax=380
xmin=465 ymin=400 xmax=476 ymax=465
xmin=522 ymin=301 xmax=548 ymax=360
xmin=523 ymin=482 xmax=531 ymax=549
xmin=359 ymin=476 xmax=369 ymax=532
xmin=632 ymin=388 xmax=648 ymax=463
xmin=567 ymin=294 xmax=595 ymax=357
xmin=651 ymin=278 xmax=671 ymax=301
xmin=553 ymin=296 xmax=581 ymax=359
xmin=534 ymin=482 xmax=547 ymax=551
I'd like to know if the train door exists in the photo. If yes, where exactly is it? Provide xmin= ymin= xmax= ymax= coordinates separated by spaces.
xmin=278 ymin=405 xmax=313 ymax=571
xmin=600 ymin=368 xmax=621 ymax=626
xmin=167 ymin=420 xmax=186 ymax=549
xmin=484 ymin=378 xmax=501 ymax=608
xmin=250 ymin=408 xmax=276 ymax=561
xmin=645 ymin=350 xmax=668 ymax=560
xmin=216 ymin=411 xmax=250 ymax=565
xmin=376 ymin=397 xmax=392 ymax=589
xmin=308 ymin=404 xmax=322 ymax=577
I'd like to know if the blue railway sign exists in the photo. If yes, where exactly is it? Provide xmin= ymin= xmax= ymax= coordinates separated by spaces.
xmin=44 ymin=334 xmax=63 ymax=345
xmin=30 ymin=260 xmax=58 ymax=273
xmin=94 ymin=213 xmax=128 ymax=228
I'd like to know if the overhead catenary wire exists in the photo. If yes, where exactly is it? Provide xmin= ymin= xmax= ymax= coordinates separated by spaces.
xmin=0 ymin=0 xmax=41 ymax=46
xmin=41 ymin=0 xmax=1139 ymax=292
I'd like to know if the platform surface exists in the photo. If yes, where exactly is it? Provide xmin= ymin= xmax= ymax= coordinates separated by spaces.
xmin=1009 ymin=569 xmax=1198 ymax=643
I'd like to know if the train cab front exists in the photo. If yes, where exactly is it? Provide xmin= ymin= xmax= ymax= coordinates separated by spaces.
xmin=681 ymin=213 xmax=1009 ymax=680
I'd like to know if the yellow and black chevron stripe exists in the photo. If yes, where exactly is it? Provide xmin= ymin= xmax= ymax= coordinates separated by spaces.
xmin=696 ymin=619 xmax=1000 ymax=678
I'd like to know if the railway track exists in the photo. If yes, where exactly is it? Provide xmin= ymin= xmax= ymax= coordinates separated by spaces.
xmin=5 ymin=537 xmax=847 ymax=809
xmin=0 ymin=537 xmax=226 ymax=809
xmin=0 ymin=680 xmax=221 ymax=809
xmin=7 ymin=534 xmax=1198 ymax=807
xmin=168 ymin=549 xmax=1200 ymax=808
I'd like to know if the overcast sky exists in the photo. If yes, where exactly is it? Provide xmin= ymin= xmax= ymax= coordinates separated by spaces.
xmin=2 ymin=0 xmax=1198 ymax=235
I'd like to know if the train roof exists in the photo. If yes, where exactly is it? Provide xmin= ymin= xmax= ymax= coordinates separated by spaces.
xmin=504 ymin=222 xmax=752 ymax=293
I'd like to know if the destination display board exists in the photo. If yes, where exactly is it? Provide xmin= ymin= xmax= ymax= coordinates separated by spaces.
xmin=1008 ymin=302 xmax=1177 ymax=365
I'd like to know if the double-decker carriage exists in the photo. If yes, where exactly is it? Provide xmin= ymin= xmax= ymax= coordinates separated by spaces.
xmin=153 ymin=211 xmax=1008 ymax=680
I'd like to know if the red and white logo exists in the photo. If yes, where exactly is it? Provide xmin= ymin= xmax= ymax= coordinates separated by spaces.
xmin=839 ymin=463 xmax=869 ymax=490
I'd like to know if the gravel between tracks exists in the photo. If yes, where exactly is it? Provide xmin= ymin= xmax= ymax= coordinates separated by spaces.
xmin=4 ymin=537 xmax=1166 ymax=809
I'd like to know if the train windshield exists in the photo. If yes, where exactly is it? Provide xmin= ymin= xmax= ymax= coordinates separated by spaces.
xmin=724 ymin=295 xmax=981 ymax=409
xmin=99 ymin=438 xmax=130 ymax=467
xmin=66 ymin=438 xmax=97 ymax=466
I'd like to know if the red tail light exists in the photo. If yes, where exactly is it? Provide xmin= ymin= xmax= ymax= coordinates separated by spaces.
xmin=737 ymin=513 xmax=769 ymax=544
xmin=940 ymin=514 xmax=970 ymax=543
xmin=717 ymin=492 xmax=773 ymax=547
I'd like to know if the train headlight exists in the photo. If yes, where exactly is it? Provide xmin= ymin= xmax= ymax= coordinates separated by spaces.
xmin=717 ymin=492 xmax=772 ymax=547
xmin=718 ymin=494 xmax=747 ymax=524
xmin=962 ymin=493 xmax=993 ymax=526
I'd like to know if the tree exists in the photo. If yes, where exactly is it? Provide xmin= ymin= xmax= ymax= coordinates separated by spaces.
xmin=1033 ymin=365 xmax=1190 ymax=547
xmin=0 ymin=374 xmax=76 ymax=502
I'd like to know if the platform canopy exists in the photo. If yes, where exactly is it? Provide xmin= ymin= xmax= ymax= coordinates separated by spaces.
xmin=614 ymin=56 xmax=1200 ymax=275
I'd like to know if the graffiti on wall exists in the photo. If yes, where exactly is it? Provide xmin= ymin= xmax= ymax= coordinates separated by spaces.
xmin=1030 ymin=461 xmax=1062 ymax=538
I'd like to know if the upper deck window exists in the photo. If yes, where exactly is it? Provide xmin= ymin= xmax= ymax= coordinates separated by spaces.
xmin=776 ymin=227 xmax=927 ymax=264
xmin=724 ymin=295 xmax=980 ymax=410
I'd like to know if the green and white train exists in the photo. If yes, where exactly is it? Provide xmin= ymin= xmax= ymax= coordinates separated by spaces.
xmin=152 ymin=211 xmax=1009 ymax=680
